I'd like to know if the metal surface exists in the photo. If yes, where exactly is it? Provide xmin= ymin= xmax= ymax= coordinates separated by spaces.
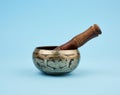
xmin=33 ymin=46 xmax=80 ymax=75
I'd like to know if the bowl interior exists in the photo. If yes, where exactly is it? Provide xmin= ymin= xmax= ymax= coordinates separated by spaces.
xmin=36 ymin=46 xmax=77 ymax=50
xmin=36 ymin=46 xmax=57 ymax=50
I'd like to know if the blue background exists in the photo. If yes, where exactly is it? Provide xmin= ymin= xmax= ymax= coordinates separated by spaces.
xmin=0 ymin=0 xmax=120 ymax=95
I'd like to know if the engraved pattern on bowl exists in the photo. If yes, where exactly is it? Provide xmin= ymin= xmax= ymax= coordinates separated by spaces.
xmin=33 ymin=46 xmax=80 ymax=74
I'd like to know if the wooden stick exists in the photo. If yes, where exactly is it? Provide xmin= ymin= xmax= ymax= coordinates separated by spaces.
xmin=55 ymin=24 xmax=102 ymax=50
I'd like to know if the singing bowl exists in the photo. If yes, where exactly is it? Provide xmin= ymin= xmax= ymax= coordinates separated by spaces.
xmin=32 ymin=46 xmax=80 ymax=75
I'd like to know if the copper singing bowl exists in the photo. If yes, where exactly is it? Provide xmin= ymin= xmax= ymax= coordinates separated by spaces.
xmin=32 ymin=46 xmax=80 ymax=75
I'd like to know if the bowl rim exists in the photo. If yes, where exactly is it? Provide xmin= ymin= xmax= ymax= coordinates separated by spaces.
xmin=35 ymin=46 xmax=78 ymax=50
